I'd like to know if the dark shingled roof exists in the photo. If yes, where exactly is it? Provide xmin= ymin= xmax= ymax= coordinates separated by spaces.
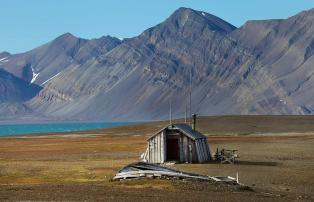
xmin=148 ymin=123 xmax=207 ymax=141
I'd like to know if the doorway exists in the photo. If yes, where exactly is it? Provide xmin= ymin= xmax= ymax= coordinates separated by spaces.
xmin=166 ymin=138 xmax=180 ymax=161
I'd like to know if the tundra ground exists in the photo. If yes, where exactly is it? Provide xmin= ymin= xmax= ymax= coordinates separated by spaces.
xmin=0 ymin=116 xmax=313 ymax=201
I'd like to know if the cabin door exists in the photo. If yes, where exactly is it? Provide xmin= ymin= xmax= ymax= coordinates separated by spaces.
xmin=166 ymin=138 xmax=180 ymax=161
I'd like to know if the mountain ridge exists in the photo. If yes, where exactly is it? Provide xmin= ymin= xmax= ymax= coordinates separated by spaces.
xmin=0 ymin=7 xmax=313 ymax=121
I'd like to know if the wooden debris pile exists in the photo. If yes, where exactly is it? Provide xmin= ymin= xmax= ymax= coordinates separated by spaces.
xmin=214 ymin=148 xmax=239 ymax=164
xmin=113 ymin=162 xmax=238 ymax=184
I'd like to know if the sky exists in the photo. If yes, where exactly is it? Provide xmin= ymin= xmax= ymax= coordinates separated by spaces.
xmin=1 ymin=0 xmax=314 ymax=54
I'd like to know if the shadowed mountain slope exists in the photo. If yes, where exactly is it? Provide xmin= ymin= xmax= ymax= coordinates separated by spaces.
xmin=0 ymin=69 xmax=42 ymax=102
xmin=0 ymin=69 xmax=42 ymax=118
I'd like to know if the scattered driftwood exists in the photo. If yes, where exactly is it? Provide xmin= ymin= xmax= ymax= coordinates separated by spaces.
xmin=113 ymin=162 xmax=239 ymax=184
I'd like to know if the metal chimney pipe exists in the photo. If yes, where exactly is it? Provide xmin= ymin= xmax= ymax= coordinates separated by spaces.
xmin=192 ymin=114 xmax=197 ymax=130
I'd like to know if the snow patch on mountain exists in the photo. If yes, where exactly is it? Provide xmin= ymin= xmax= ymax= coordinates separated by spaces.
xmin=42 ymin=72 xmax=61 ymax=85
xmin=30 ymin=67 xmax=40 ymax=83
xmin=0 ymin=57 xmax=8 ymax=62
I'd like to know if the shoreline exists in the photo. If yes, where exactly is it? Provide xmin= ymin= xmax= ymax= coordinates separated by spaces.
xmin=0 ymin=122 xmax=135 ymax=138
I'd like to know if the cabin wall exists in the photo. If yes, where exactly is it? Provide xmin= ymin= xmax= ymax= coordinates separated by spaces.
xmin=181 ymin=137 xmax=197 ymax=163
xmin=191 ymin=139 xmax=198 ymax=162
xmin=147 ymin=130 xmax=166 ymax=164
xmin=182 ymin=136 xmax=188 ymax=162
xmin=195 ymin=138 xmax=211 ymax=162
xmin=180 ymin=134 xmax=195 ymax=163
xmin=146 ymin=130 xmax=211 ymax=164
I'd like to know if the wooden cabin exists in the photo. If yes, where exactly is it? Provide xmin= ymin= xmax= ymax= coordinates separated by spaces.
xmin=142 ymin=124 xmax=211 ymax=164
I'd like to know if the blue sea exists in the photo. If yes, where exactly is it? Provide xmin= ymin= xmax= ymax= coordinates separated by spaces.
xmin=0 ymin=122 xmax=131 ymax=137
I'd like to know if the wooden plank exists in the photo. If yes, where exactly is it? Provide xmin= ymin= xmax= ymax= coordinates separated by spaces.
xmin=163 ymin=131 xmax=167 ymax=162
xmin=183 ymin=136 xmax=188 ymax=163
xmin=202 ymin=139 xmax=208 ymax=161
xmin=157 ymin=134 xmax=160 ymax=163
xmin=179 ymin=134 xmax=184 ymax=163
xmin=152 ymin=137 xmax=156 ymax=164
xmin=201 ymin=139 xmax=207 ymax=162
xmin=160 ymin=131 xmax=164 ymax=163
xmin=114 ymin=170 xmax=211 ymax=181
xmin=160 ymin=131 xmax=163 ymax=163
xmin=156 ymin=135 xmax=159 ymax=163
xmin=149 ymin=140 xmax=152 ymax=163
xmin=189 ymin=139 xmax=193 ymax=163
xmin=161 ymin=132 xmax=163 ymax=163
xmin=193 ymin=141 xmax=198 ymax=162
xmin=155 ymin=135 xmax=158 ymax=163
xmin=150 ymin=139 xmax=153 ymax=163
xmin=202 ymin=139 xmax=207 ymax=161
xmin=201 ymin=139 xmax=208 ymax=162
xmin=155 ymin=136 xmax=158 ymax=163
xmin=194 ymin=140 xmax=199 ymax=163
xmin=159 ymin=134 xmax=162 ymax=163
xmin=202 ymin=139 xmax=209 ymax=161
xmin=197 ymin=140 xmax=204 ymax=163
xmin=154 ymin=136 xmax=157 ymax=163
xmin=196 ymin=140 xmax=203 ymax=163
xmin=160 ymin=133 xmax=162 ymax=163
xmin=197 ymin=139 xmax=203 ymax=163
xmin=190 ymin=139 xmax=195 ymax=163
xmin=187 ymin=137 xmax=191 ymax=163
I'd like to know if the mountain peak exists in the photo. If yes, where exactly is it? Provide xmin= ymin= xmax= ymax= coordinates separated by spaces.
xmin=167 ymin=7 xmax=236 ymax=33
xmin=60 ymin=32 xmax=76 ymax=38
xmin=296 ymin=7 xmax=314 ymax=16
xmin=51 ymin=32 xmax=87 ymax=48
xmin=98 ymin=35 xmax=121 ymax=42
xmin=54 ymin=32 xmax=79 ymax=41
xmin=0 ymin=51 xmax=10 ymax=58
xmin=290 ymin=7 xmax=314 ymax=22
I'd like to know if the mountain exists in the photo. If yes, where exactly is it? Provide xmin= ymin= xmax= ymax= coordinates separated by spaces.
xmin=26 ymin=7 xmax=255 ymax=120
xmin=230 ymin=8 xmax=314 ymax=113
xmin=0 ymin=33 xmax=121 ymax=85
xmin=1 ymin=7 xmax=314 ymax=121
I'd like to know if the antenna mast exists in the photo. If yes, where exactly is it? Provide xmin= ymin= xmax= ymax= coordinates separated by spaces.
xmin=185 ymin=98 xmax=187 ymax=123
xmin=189 ymin=69 xmax=192 ymax=126
xmin=170 ymin=99 xmax=172 ymax=125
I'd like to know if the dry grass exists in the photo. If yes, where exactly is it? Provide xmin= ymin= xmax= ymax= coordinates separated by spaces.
xmin=0 ymin=116 xmax=314 ymax=201
xmin=0 ymin=135 xmax=147 ymax=185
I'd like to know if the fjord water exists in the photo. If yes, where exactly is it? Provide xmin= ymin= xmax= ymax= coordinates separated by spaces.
xmin=0 ymin=122 xmax=130 ymax=137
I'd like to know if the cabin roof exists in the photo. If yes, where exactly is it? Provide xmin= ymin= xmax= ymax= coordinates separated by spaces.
xmin=148 ymin=123 xmax=207 ymax=141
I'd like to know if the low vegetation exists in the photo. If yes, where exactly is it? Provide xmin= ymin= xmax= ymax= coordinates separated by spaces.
xmin=0 ymin=116 xmax=313 ymax=201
